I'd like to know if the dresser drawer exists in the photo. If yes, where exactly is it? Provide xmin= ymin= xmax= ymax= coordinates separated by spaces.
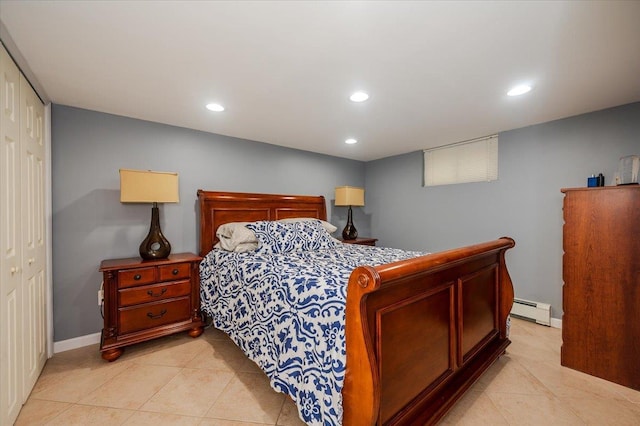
xmin=118 ymin=297 xmax=191 ymax=335
xmin=118 ymin=267 xmax=156 ymax=288
xmin=158 ymin=262 xmax=191 ymax=281
xmin=118 ymin=280 xmax=191 ymax=307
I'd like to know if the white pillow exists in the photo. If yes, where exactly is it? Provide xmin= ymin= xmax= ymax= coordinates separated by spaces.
xmin=277 ymin=218 xmax=338 ymax=234
xmin=215 ymin=222 xmax=258 ymax=252
xmin=214 ymin=241 xmax=258 ymax=253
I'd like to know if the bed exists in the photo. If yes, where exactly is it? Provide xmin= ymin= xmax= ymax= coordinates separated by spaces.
xmin=197 ymin=190 xmax=515 ymax=425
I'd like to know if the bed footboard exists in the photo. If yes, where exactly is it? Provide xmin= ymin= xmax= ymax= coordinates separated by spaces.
xmin=343 ymin=238 xmax=515 ymax=425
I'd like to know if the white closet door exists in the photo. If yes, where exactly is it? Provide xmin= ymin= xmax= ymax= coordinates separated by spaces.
xmin=20 ymin=74 xmax=46 ymax=396
xmin=0 ymin=44 xmax=24 ymax=426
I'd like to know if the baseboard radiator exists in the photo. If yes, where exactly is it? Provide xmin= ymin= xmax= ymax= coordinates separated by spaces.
xmin=510 ymin=298 xmax=551 ymax=326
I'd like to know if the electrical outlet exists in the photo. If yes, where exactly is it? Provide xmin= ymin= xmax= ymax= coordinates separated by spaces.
xmin=98 ymin=289 xmax=104 ymax=306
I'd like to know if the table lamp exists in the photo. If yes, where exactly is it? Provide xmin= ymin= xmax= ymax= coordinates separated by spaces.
xmin=335 ymin=186 xmax=365 ymax=240
xmin=120 ymin=169 xmax=179 ymax=260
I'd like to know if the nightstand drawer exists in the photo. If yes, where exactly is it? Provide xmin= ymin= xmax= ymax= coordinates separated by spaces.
xmin=118 ymin=280 xmax=191 ymax=307
xmin=118 ymin=267 xmax=156 ymax=288
xmin=158 ymin=262 xmax=191 ymax=281
xmin=118 ymin=297 xmax=190 ymax=334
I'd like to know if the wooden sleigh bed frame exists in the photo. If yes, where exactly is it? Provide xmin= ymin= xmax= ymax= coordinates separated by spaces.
xmin=197 ymin=190 xmax=515 ymax=425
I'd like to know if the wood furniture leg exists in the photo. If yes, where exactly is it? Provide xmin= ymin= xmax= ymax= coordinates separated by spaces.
xmin=101 ymin=347 xmax=124 ymax=362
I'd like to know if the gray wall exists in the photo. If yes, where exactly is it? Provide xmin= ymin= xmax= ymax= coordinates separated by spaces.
xmin=52 ymin=105 xmax=366 ymax=341
xmin=53 ymin=102 xmax=639 ymax=341
xmin=365 ymin=102 xmax=640 ymax=319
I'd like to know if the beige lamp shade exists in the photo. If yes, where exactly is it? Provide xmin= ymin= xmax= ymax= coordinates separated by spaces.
xmin=120 ymin=169 xmax=179 ymax=203
xmin=335 ymin=186 xmax=365 ymax=206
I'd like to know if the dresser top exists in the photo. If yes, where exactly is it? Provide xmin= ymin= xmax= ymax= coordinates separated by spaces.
xmin=100 ymin=252 xmax=202 ymax=271
xmin=561 ymin=185 xmax=639 ymax=193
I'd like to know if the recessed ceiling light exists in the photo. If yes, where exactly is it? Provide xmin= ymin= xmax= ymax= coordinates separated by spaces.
xmin=206 ymin=103 xmax=225 ymax=112
xmin=349 ymin=92 xmax=369 ymax=102
xmin=345 ymin=138 xmax=358 ymax=145
xmin=507 ymin=85 xmax=532 ymax=96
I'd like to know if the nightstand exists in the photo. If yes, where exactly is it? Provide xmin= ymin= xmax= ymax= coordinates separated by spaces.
xmin=339 ymin=237 xmax=378 ymax=246
xmin=99 ymin=252 xmax=204 ymax=361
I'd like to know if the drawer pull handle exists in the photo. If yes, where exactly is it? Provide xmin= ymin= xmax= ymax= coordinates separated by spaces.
xmin=134 ymin=274 xmax=142 ymax=280
xmin=147 ymin=309 xmax=167 ymax=320
xmin=172 ymin=269 xmax=179 ymax=275
xmin=147 ymin=288 xmax=167 ymax=298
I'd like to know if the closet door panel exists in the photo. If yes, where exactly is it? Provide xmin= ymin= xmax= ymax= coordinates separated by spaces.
xmin=0 ymin=44 xmax=23 ymax=426
xmin=20 ymin=75 xmax=46 ymax=396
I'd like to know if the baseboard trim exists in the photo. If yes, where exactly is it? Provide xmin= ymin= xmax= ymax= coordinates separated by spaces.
xmin=52 ymin=318 xmax=562 ymax=353
xmin=53 ymin=332 xmax=101 ymax=354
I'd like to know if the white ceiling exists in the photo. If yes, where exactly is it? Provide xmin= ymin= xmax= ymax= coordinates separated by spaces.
xmin=1 ymin=1 xmax=639 ymax=161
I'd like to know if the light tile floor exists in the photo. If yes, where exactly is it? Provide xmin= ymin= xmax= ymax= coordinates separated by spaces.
xmin=16 ymin=318 xmax=640 ymax=425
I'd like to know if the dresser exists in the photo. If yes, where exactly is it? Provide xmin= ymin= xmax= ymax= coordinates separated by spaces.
xmin=99 ymin=252 xmax=204 ymax=361
xmin=339 ymin=237 xmax=378 ymax=246
xmin=561 ymin=186 xmax=640 ymax=390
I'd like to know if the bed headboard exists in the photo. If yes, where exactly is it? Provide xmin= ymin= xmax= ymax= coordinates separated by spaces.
xmin=197 ymin=190 xmax=328 ymax=257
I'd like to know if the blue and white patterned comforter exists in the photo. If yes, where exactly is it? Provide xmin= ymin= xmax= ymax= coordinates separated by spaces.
xmin=200 ymin=244 xmax=424 ymax=425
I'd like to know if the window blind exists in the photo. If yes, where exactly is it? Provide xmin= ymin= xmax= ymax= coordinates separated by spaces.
xmin=423 ymin=135 xmax=498 ymax=187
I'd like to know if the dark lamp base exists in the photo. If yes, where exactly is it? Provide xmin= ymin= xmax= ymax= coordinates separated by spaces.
xmin=341 ymin=205 xmax=358 ymax=240
xmin=140 ymin=204 xmax=171 ymax=260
